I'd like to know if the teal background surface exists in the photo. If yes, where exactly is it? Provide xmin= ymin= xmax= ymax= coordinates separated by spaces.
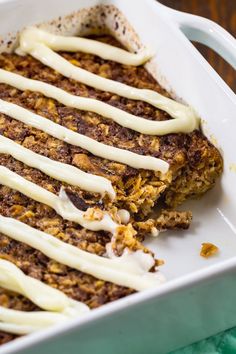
xmin=172 ymin=327 xmax=236 ymax=354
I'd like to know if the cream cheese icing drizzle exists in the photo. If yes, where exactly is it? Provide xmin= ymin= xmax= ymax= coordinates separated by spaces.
xmin=0 ymin=259 xmax=68 ymax=312
xmin=0 ymin=259 xmax=88 ymax=314
xmin=117 ymin=209 xmax=130 ymax=224
xmin=0 ymin=308 xmax=70 ymax=334
xmin=0 ymin=165 xmax=117 ymax=233
xmin=0 ymin=215 xmax=165 ymax=291
xmin=0 ymin=134 xmax=115 ymax=199
xmin=0 ymin=69 xmax=197 ymax=135
xmin=17 ymin=27 xmax=152 ymax=66
xmin=0 ymin=99 xmax=169 ymax=173
xmin=17 ymin=27 xmax=199 ymax=133
xmin=0 ymin=259 xmax=89 ymax=334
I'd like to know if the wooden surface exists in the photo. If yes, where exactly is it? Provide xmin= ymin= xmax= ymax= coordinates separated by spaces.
xmin=159 ymin=0 xmax=236 ymax=92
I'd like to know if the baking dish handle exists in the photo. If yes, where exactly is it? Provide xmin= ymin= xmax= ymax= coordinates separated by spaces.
xmin=162 ymin=5 xmax=236 ymax=70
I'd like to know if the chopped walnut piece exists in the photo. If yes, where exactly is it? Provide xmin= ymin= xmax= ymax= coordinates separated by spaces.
xmin=48 ymin=260 xmax=66 ymax=274
xmin=112 ymin=223 xmax=138 ymax=255
xmin=200 ymin=243 xmax=219 ymax=258
xmin=133 ymin=219 xmax=156 ymax=237
xmin=83 ymin=207 xmax=104 ymax=221
xmin=111 ymin=224 xmax=163 ymax=267
xmin=112 ymin=223 xmax=150 ymax=256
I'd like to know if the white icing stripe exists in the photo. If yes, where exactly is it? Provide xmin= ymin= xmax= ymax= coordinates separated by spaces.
xmin=18 ymin=27 xmax=199 ymax=133
xmin=0 ymin=69 xmax=197 ymax=136
xmin=18 ymin=27 xmax=152 ymax=66
xmin=0 ymin=259 xmax=88 ymax=314
xmin=0 ymin=308 xmax=68 ymax=334
xmin=0 ymin=134 xmax=115 ymax=199
xmin=0 ymin=307 xmax=67 ymax=325
xmin=0 ymin=166 xmax=117 ymax=233
xmin=0 ymin=321 xmax=48 ymax=335
xmin=0 ymin=259 xmax=89 ymax=334
xmin=0 ymin=258 xmax=69 ymax=312
xmin=0 ymin=99 xmax=169 ymax=173
xmin=0 ymin=215 xmax=165 ymax=291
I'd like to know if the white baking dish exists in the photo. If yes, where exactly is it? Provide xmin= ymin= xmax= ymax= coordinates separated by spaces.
xmin=0 ymin=0 xmax=236 ymax=353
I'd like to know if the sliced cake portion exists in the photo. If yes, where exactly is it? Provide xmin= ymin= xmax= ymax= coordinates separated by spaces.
xmin=0 ymin=34 xmax=223 ymax=345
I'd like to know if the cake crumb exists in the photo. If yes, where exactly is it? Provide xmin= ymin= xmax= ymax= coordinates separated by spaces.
xmin=151 ymin=227 xmax=159 ymax=237
xmin=200 ymin=243 xmax=219 ymax=258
